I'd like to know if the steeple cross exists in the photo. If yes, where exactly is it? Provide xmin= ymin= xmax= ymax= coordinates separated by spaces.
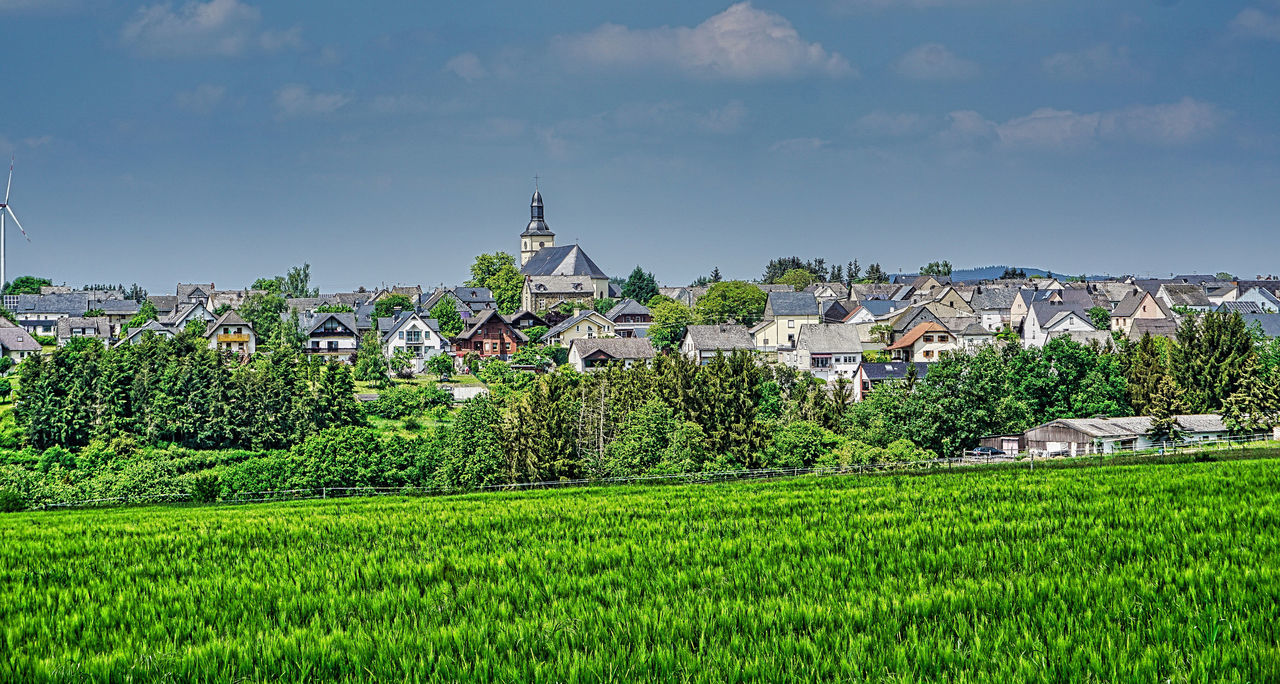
xmin=533 ymin=174 xmax=540 ymax=190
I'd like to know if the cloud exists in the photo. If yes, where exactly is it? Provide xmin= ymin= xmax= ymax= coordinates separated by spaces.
xmin=853 ymin=111 xmax=934 ymax=137
xmin=553 ymin=2 xmax=853 ymax=79
xmin=121 ymin=0 xmax=302 ymax=57
xmin=769 ymin=137 xmax=829 ymax=153
xmin=444 ymin=52 xmax=487 ymax=81
xmin=893 ymin=43 xmax=979 ymax=80
xmin=836 ymin=0 xmax=1019 ymax=10
xmin=1042 ymin=44 xmax=1142 ymax=80
xmin=698 ymin=100 xmax=748 ymax=133
xmin=273 ymin=84 xmax=349 ymax=119
xmin=175 ymin=84 xmax=227 ymax=113
xmin=1230 ymin=8 xmax=1280 ymax=41
xmin=941 ymin=97 xmax=1225 ymax=150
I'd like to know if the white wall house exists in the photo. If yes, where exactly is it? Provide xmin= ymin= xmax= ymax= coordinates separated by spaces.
xmin=781 ymin=324 xmax=863 ymax=382
xmin=379 ymin=311 xmax=450 ymax=373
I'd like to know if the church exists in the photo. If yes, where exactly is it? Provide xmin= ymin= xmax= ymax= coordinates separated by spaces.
xmin=518 ymin=189 xmax=613 ymax=312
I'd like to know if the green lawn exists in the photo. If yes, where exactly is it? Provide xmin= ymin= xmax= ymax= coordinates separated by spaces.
xmin=353 ymin=374 xmax=484 ymax=396
xmin=2 ymin=457 xmax=1278 ymax=681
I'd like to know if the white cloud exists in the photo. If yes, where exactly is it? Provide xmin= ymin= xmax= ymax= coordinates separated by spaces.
xmin=769 ymin=137 xmax=829 ymax=153
xmin=1230 ymin=8 xmax=1280 ymax=41
xmin=1042 ymin=44 xmax=1142 ymax=80
xmin=893 ymin=43 xmax=979 ymax=80
xmin=553 ymin=2 xmax=853 ymax=79
xmin=854 ymin=111 xmax=933 ymax=137
xmin=273 ymin=84 xmax=349 ymax=119
xmin=444 ymin=52 xmax=487 ymax=81
xmin=698 ymin=100 xmax=748 ymax=133
xmin=941 ymin=97 xmax=1225 ymax=150
xmin=175 ymin=83 xmax=226 ymax=113
xmin=121 ymin=0 xmax=301 ymax=58
xmin=836 ymin=0 xmax=1020 ymax=10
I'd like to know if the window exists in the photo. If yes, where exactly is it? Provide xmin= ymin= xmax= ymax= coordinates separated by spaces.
xmin=327 ymin=341 xmax=338 ymax=351
xmin=923 ymin=350 xmax=933 ymax=359
xmin=311 ymin=341 xmax=320 ymax=349
xmin=398 ymin=331 xmax=405 ymax=339
xmin=787 ymin=320 xmax=795 ymax=328
xmin=938 ymin=335 xmax=949 ymax=342
xmin=923 ymin=335 xmax=933 ymax=342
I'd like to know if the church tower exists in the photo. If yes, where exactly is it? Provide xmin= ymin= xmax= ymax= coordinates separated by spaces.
xmin=520 ymin=189 xmax=555 ymax=267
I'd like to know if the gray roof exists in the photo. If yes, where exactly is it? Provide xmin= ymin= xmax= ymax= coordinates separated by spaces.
xmin=1241 ymin=314 xmax=1280 ymax=338
xmin=571 ymin=337 xmax=657 ymax=361
xmin=606 ymin=298 xmax=651 ymax=320
xmin=969 ymin=286 xmax=1021 ymax=311
xmin=859 ymin=361 xmax=930 ymax=382
xmin=795 ymin=324 xmax=863 ymax=354
xmin=520 ymin=244 xmax=607 ymax=278
xmin=96 ymin=299 xmax=141 ymax=314
xmin=12 ymin=293 xmax=89 ymax=315
xmin=452 ymin=287 xmax=495 ymax=304
xmin=684 ymin=324 xmax=753 ymax=352
xmin=1113 ymin=290 xmax=1173 ymax=318
xmin=527 ymin=275 xmax=599 ymax=295
xmin=855 ymin=299 xmax=908 ymax=317
xmin=1032 ymin=414 xmax=1226 ymax=439
xmin=1160 ymin=284 xmax=1211 ymax=308
xmin=1047 ymin=330 xmax=1114 ymax=346
xmin=176 ymin=283 xmax=214 ymax=300
xmin=0 ymin=323 xmax=41 ymax=351
xmin=961 ymin=321 xmax=993 ymax=336
xmin=1128 ymin=318 xmax=1180 ymax=340
xmin=303 ymin=312 xmax=360 ymax=336
xmin=204 ymin=310 xmax=252 ymax=338
xmin=147 ymin=295 xmax=179 ymax=314
xmin=56 ymin=316 xmax=110 ymax=339
xmin=378 ymin=311 xmax=440 ymax=343
xmin=1029 ymin=301 xmax=1092 ymax=328
xmin=766 ymin=291 xmax=819 ymax=317
xmin=1217 ymin=301 xmax=1265 ymax=315
xmin=118 ymin=320 xmax=174 ymax=345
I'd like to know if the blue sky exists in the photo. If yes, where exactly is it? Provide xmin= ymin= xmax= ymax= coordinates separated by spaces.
xmin=1 ymin=0 xmax=1277 ymax=292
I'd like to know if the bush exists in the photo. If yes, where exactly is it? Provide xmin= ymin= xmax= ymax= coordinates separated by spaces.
xmin=187 ymin=471 xmax=222 ymax=503
xmin=38 ymin=446 xmax=76 ymax=473
xmin=402 ymin=416 xmax=422 ymax=431
xmin=222 ymin=452 xmax=295 ymax=495
xmin=767 ymin=421 xmax=845 ymax=469
xmin=0 ymin=488 xmax=25 ymax=512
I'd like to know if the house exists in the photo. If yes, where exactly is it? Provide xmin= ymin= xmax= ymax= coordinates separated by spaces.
xmin=1023 ymin=414 xmax=1231 ymax=456
xmin=1241 ymin=314 xmax=1280 ymax=339
xmin=968 ymin=286 xmax=1021 ymax=332
xmin=451 ymin=287 xmax=498 ymax=315
xmin=0 ymin=320 xmax=41 ymax=363
xmin=379 ymin=311 xmax=450 ymax=372
xmin=518 ymin=190 xmax=611 ymax=311
xmin=419 ymin=288 xmax=475 ymax=320
xmin=56 ymin=316 xmax=111 ymax=347
xmin=806 ymin=282 xmax=849 ymax=301
xmin=1022 ymin=300 xmax=1096 ymax=348
xmin=567 ymin=338 xmax=657 ymax=371
xmin=1157 ymin=284 xmax=1212 ymax=312
xmin=9 ymin=293 xmax=91 ymax=335
xmin=146 ymin=295 xmax=179 ymax=318
xmin=680 ymin=324 xmax=754 ymax=365
xmin=959 ymin=321 xmax=996 ymax=349
xmin=543 ymin=309 xmax=615 ymax=346
xmin=853 ymin=361 xmax=929 ymax=402
xmin=162 ymin=302 xmax=216 ymax=332
xmin=96 ymin=299 xmax=141 ymax=337
xmin=176 ymin=283 xmax=215 ymax=308
xmin=605 ymin=298 xmax=652 ymax=338
xmin=1111 ymin=290 xmax=1175 ymax=336
xmin=209 ymin=289 xmax=269 ymax=312
xmin=884 ymin=322 xmax=958 ymax=362
xmin=452 ymin=308 xmax=529 ymax=361
xmin=1127 ymin=318 xmax=1180 ymax=341
xmin=751 ymin=291 xmax=821 ymax=352
xmin=1234 ymin=287 xmax=1280 ymax=314
xmin=781 ymin=324 xmax=863 ymax=381
xmin=504 ymin=310 xmax=547 ymax=331
xmin=206 ymin=310 xmax=257 ymax=356
xmin=302 ymin=312 xmax=361 ymax=361
xmin=1216 ymin=301 xmax=1267 ymax=315
xmin=820 ymin=299 xmax=850 ymax=324
xmin=116 ymin=320 xmax=176 ymax=346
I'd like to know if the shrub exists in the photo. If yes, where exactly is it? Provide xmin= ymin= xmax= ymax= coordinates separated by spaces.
xmin=402 ymin=416 xmax=422 ymax=431
xmin=767 ymin=421 xmax=845 ymax=469
xmin=38 ymin=446 xmax=76 ymax=473
xmin=222 ymin=452 xmax=295 ymax=495
xmin=0 ymin=488 xmax=25 ymax=512
xmin=188 ymin=471 xmax=222 ymax=503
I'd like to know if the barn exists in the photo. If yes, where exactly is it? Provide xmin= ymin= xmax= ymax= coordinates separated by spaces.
xmin=1022 ymin=414 xmax=1231 ymax=456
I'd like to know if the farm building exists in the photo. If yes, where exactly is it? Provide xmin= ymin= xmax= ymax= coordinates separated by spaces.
xmin=1022 ymin=414 xmax=1231 ymax=456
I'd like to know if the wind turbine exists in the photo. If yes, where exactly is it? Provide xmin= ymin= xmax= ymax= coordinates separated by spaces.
xmin=0 ymin=156 xmax=32 ymax=290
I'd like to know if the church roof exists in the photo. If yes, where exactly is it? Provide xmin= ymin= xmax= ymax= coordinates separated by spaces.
xmin=520 ymin=244 xmax=607 ymax=278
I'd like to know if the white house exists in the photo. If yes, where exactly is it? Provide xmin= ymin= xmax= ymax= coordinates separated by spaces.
xmin=567 ymin=338 xmax=657 ymax=371
xmin=303 ymin=312 xmax=361 ymax=361
xmin=378 ymin=311 xmax=450 ymax=372
xmin=781 ymin=324 xmax=862 ymax=382
xmin=680 ymin=324 xmax=754 ymax=365
xmin=205 ymin=310 xmax=257 ymax=356
xmin=1022 ymin=301 xmax=1096 ymax=348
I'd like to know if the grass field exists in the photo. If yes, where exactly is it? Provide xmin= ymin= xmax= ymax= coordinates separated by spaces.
xmin=2 ymin=457 xmax=1279 ymax=681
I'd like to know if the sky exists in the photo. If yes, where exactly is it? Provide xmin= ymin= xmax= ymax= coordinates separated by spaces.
xmin=0 ymin=0 xmax=1278 ymax=293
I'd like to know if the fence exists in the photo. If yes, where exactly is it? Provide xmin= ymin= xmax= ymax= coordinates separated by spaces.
xmin=37 ymin=433 xmax=1278 ymax=512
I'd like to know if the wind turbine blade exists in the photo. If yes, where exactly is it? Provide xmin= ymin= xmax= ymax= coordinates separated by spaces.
xmin=4 ymin=156 xmax=12 ymax=204
xmin=5 ymin=207 xmax=27 ymax=241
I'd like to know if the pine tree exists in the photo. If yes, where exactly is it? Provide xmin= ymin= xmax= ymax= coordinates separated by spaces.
xmin=1146 ymin=375 xmax=1185 ymax=444
xmin=1222 ymin=359 xmax=1280 ymax=436
xmin=1127 ymin=332 xmax=1170 ymax=415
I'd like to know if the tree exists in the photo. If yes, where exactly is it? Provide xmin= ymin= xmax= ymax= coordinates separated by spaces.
xmin=1146 ymin=375 xmax=1185 ymax=444
xmin=282 ymin=263 xmax=319 ymax=298
xmin=776 ymin=268 xmax=815 ymax=291
xmin=864 ymin=263 xmax=887 ymax=284
xmin=593 ymin=298 xmax=616 ymax=315
xmin=709 ymin=267 xmax=722 ymax=283
xmin=694 ymin=281 xmax=767 ymax=326
xmin=373 ymin=294 xmax=414 ymax=320
xmin=251 ymin=277 xmax=283 ymax=294
xmin=125 ymin=283 xmax=148 ymax=302
xmin=1171 ymin=312 xmax=1255 ymax=413
xmin=920 ymin=261 xmax=952 ymax=277
xmin=761 ymin=257 xmax=829 ymax=284
xmin=467 ymin=252 xmax=523 ymax=315
xmin=239 ymin=292 xmax=287 ymax=342
xmin=648 ymin=300 xmax=695 ymax=352
xmin=354 ymin=330 xmax=391 ymax=386
xmin=1000 ymin=268 xmax=1027 ymax=280
xmin=314 ymin=362 xmax=364 ymax=430
xmin=1087 ymin=306 xmax=1111 ymax=331
xmin=621 ymin=266 xmax=659 ymax=305
xmin=314 ymin=303 xmax=352 ymax=313
xmin=1127 ymin=332 xmax=1170 ymax=415
xmin=3 ymin=276 xmax=51 ymax=295
xmin=1222 ymin=359 xmax=1280 ymax=436
xmin=427 ymin=352 xmax=454 ymax=380
xmin=121 ymin=300 xmax=159 ymax=335
xmin=1215 ymin=272 xmax=1236 ymax=281
xmin=428 ymin=300 xmax=465 ymax=338
xmin=0 ymin=377 xmax=10 ymax=402
xmin=846 ymin=260 xmax=860 ymax=288
xmin=390 ymin=348 xmax=415 ymax=378
xmin=83 ymin=308 xmax=105 ymax=318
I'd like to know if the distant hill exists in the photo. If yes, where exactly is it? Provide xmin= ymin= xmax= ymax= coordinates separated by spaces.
xmin=949 ymin=265 xmax=1055 ymax=281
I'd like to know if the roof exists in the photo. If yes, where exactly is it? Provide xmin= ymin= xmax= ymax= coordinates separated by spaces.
xmin=969 ymin=286 xmax=1021 ymax=311
xmin=504 ymin=310 xmax=547 ymax=327
xmin=795 ymin=324 xmax=863 ymax=353
xmin=454 ymin=309 xmax=530 ymax=342
xmin=96 ymin=299 xmax=141 ymax=314
xmin=304 ymin=312 xmax=360 ymax=336
xmin=119 ymin=320 xmax=174 ymax=345
xmin=56 ymin=316 xmax=110 ymax=339
xmin=961 ymin=321 xmax=993 ymax=336
xmin=859 ymin=361 xmax=930 ymax=382
xmin=1127 ymin=318 xmax=1180 ymax=340
xmin=176 ymin=283 xmax=214 ymax=300
xmin=766 ymin=291 xmax=819 ymax=317
xmin=606 ymin=298 xmax=651 ymax=320
xmin=452 ymin=287 xmax=495 ymax=304
xmin=1030 ymin=414 xmax=1226 ymax=439
xmin=1241 ymin=313 xmax=1280 ymax=338
xmin=147 ymin=295 xmax=179 ymax=313
xmin=684 ymin=324 xmax=753 ymax=352
xmin=855 ymin=299 xmax=908 ymax=317
xmin=204 ymin=310 xmax=252 ymax=337
xmin=1159 ymin=284 xmax=1211 ymax=308
xmin=1030 ymin=301 xmax=1092 ymax=329
xmin=527 ymin=275 xmax=600 ymax=295
xmin=805 ymin=282 xmax=850 ymax=299
xmin=1112 ymin=290 xmax=1173 ymax=318
xmin=0 ymin=323 xmax=41 ymax=352
xmin=885 ymin=322 xmax=949 ymax=350
xmin=377 ymin=311 xmax=440 ymax=342
xmin=1047 ymin=330 xmax=1113 ymax=346
xmin=519 ymin=244 xmax=607 ymax=278
xmin=12 ymin=293 xmax=89 ymax=315
xmin=545 ymin=309 xmax=611 ymax=338
xmin=849 ymin=283 xmax=904 ymax=301
xmin=570 ymin=337 xmax=657 ymax=361
xmin=1217 ymin=301 xmax=1265 ymax=315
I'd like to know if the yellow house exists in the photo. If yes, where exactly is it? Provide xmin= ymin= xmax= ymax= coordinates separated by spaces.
xmin=751 ymin=291 xmax=821 ymax=352
xmin=1111 ymin=290 xmax=1172 ymax=336
xmin=543 ymin=309 xmax=615 ymax=346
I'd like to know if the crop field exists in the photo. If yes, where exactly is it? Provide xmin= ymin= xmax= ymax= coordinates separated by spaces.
xmin=2 ymin=457 xmax=1279 ymax=682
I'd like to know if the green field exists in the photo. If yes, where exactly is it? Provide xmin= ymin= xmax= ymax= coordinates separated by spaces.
xmin=2 ymin=457 xmax=1279 ymax=682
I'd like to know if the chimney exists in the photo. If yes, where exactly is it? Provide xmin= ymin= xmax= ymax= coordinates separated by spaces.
xmin=573 ymin=307 xmax=582 ymax=318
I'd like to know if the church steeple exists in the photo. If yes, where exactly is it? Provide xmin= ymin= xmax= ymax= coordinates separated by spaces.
xmin=520 ymin=187 xmax=555 ymax=266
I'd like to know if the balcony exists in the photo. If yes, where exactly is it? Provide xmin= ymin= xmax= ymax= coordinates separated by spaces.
xmin=217 ymin=334 xmax=250 ymax=343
